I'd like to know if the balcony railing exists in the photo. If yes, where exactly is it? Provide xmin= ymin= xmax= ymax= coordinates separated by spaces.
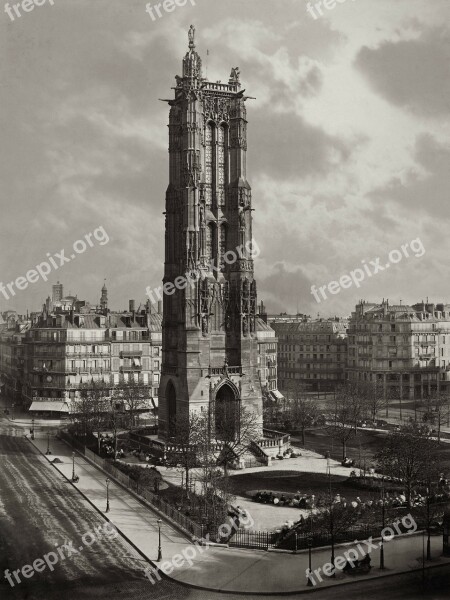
xmin=71 ymin=367 xmax=109 ymax=375
xmin=120 ymin=350 xmax=143 ymax=358
xmin=66 ymin=352 xmax=111 ymax=358
xmin=208 ymin=366 xmax=242 ymax=377
xmin=120 ymin=365 xmax=142 ymax=373
xmin=33 ymin=383 xmax=81 ymax=389
xmin=32 ymin=368 xmax=74 ymax=375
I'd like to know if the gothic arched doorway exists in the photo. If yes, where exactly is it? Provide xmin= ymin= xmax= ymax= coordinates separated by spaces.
xmin=215 ymin=383 xmax=239 ymax=441
xmin=166 ymin=381 xmax=177 ymax=438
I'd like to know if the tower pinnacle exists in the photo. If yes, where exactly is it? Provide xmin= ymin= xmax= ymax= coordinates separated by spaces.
xmin=182 ymin=25 xmax=202 ymax=81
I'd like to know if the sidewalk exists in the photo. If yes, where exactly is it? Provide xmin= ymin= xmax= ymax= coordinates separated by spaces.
xmin=27 ymin=432 xmax=450 ymax=595
xmin=0 ymin=398 xmax=65 ymax=428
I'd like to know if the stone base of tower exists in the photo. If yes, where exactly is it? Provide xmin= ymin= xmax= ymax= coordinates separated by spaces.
xmin=158 ymin=365 xmax=263 ymax=442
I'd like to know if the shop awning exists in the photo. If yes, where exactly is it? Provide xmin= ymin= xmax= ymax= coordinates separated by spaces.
xmin=29 ymin=402 xmax=70 ymax=413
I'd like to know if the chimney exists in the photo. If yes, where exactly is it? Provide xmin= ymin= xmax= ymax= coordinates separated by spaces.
xmin=129 ymin=299 xmax=135 ymax=313
xmin=158 ymin=301 xmax=162 ymax=314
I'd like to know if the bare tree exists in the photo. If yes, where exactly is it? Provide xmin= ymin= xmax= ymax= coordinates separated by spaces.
xmin=360 ymin=380 xmax=387 ymax=423
xmin=169 ymin=410 xmax=209 ymax=494
xmin=328 ymin=381 xmax=363 ymax=459
xmin=375 ymin=421 xmax=440 ymax=506
xmin=288 ymin=394 xmax=320 ymax=446
xmin=314 ymin=498 xmax=364 ymax=574
xmin=215 ymin=403 xmax=261 ymax=477
xmin=71 ymin=381 xmax=110 ymax=451
xmin=422 ymin=390 xmax=450 ymax=444
xmin=111 ymin=377 xmax=149 ymax=432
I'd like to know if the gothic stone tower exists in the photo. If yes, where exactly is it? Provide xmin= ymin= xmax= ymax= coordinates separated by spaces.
xmin=158 ymin=26 xmax=262 ymax=440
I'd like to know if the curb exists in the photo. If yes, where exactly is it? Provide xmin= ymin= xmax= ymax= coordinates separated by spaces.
xmin=25 ymin=437 xmax=450 ymax=596
xmin=57 ymin=438 xmax=197 ymax=544
xmin=26 ymin=437 xmax=157 ymax=564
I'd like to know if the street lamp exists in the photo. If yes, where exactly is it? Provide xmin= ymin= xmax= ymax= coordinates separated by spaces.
xmin=307 ymin=533 xmax=313 ymax=586
xmin=380 ymin=485 xmax=385 ymax=569
xmin=45 ymin=432 xmax=51 ymax=455
xmin=105 ymin=478 xmax=110 ymax=513
xmin=71 ymin=452 xmax=77 ymax=482
xmin=327 ymin=459 xmax=336 ymax=578
xmin=31 ymin=418 xmax=35 ymax=440
xmin=422 ymin=530 xmax=426 ymax=589
xmin=157 ymin=519 xmax=162 ymax=561
xmin=426 ymin=483 xmax=431 ymax=561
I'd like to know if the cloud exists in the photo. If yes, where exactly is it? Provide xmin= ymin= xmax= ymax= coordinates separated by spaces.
xmin=355 ymin=27 xmax=450 ymax=117
xmin=258 ymin=262 xmax=314 ymax=314
xmin=1 ymin=0 xmax=450 ymax=317
xmin=369 ymin=133 xmax=450 ymax=219
xmin=250 ymin=111 xmax=352 ymax=179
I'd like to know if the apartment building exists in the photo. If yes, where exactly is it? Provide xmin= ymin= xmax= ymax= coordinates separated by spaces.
xmin=255 ymin=316 xmax=279 ymax=398
xmin=347 ymin=300 xmax=450 ymax=399
xmin=0 ymin=312 xmax=30 ymax=407
xmin=271 ymin=318 xmax=348 ymax=392
xmin=20 ymin=286 xmax=162 ymax=416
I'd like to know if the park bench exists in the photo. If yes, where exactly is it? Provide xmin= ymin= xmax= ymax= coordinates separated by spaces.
xmin=343 ymin=555 xmax=371 ymax=575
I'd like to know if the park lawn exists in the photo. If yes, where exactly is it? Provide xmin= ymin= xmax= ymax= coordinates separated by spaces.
xmin=225 ymin=470 xmax=391 ymax=503
xmin=296 ymin=427 xmax=450 ymax=474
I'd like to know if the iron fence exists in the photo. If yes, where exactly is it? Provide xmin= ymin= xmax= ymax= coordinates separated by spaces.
xmin=229 ymin=530 xmax=277 ymax=550
xmin=59 ymin=431 xmax=203 ymax=539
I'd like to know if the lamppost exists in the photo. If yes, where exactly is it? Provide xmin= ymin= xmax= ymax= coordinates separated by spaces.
xmin=200 ymin=522 xmax=205 ymax=542
xmin=71 ymin=452 xmax=76 ymax=482
xmin=11 ymin=403 xmax=14 ymax=420
xmin=327 ymin=457 xmax=336 ymax=578
xmin=380 ymin=485 xmax=385 ymax=569
xmin=307 ymin=533 xmax=313 ymax=586
xmin=422 ymin=530 xmax=426 ymax=589
xmin=426 ymin=482 xmax=431 ymax=561
xmin=105 ymin=478 xmax=110 ymax=513
xmin=157 ymin=519 xmax=162 ymax=561
xmin=45 ymin=432 xmax=51 ymax=455
xmin=31 ymin=418 xmax=35 ymax=440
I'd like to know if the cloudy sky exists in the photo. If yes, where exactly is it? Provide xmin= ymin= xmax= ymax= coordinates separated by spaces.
xmin=1 ymin=0 xmax=449 ymax=317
